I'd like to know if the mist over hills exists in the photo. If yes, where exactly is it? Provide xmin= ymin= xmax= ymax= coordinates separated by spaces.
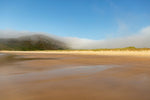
xmin=0 ymin=34 xmax=68 ymax=50
xmin=0 ymin=26 xmax=150 ymax=50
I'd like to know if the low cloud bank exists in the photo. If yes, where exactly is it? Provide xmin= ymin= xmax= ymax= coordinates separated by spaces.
xmin=64 ymin=26 xmax=150 ymax=49
xmin=0 ymin=26 xmax=150 ymax=49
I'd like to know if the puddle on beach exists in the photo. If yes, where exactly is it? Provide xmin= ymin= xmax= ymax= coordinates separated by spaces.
xmin=0 ymin=65 xmax=117 ymax=82
xmin=0 ymin=53 xmax=6 ymax=57
xmin=0 ymin=53 xmax=4 ymax=55
xmin=0 ymin=53 xmax=66 ymax=63
xmin=0 ymin=53 xmax=118 ymax=80
xmin=0 ymin=53 xmax=63 ymax=66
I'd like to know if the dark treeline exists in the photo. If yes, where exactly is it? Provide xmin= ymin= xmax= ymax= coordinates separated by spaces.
xmin=0 ymin=34 xmax=68 ymax=50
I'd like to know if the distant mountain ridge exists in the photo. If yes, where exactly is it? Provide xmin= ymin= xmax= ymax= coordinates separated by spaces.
xmin=0 ymin=34 xmax=68 ymax=50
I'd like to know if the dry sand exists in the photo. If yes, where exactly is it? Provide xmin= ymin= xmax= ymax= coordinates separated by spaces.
xmin=0 ymin=51 xmax=150 ymax=100
xmin=1 ymin=50 xmax=150 ymax=56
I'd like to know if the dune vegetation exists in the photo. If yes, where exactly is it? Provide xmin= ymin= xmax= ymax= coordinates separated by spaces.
xmin=75 ymin=47 xmax=150 ymax=51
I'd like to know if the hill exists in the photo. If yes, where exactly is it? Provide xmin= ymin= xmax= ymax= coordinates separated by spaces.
xmin=0 ymin=34 xmax=68 ymax=50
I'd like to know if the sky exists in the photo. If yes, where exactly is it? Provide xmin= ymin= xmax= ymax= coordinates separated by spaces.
xmin=0 ymin=0 xmax=150 ymax=40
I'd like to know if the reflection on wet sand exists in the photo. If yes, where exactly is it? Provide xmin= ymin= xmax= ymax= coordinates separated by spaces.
xmin=0 ymin=53 xmax=150 ymax=100
xmin=0 ymin=65 xmax=117 ymax=83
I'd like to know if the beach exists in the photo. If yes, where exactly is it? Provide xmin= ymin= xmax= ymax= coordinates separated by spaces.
xmin=0 ymin=51 xmax=150 ymax=100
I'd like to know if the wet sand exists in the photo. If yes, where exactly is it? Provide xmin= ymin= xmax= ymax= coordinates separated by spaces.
xmin=0 ymin=52 xmax=150 ymax=100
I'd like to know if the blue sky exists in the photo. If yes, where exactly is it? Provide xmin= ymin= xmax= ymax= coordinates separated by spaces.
xmin=0 ymin=0 xmax=150 ymax=40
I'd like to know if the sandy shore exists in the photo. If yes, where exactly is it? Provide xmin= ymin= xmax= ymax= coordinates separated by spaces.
xmin=1 ymin=50 xmax=150 ymax=56
xmin=0 ymin=51 xmax=150 ymax=100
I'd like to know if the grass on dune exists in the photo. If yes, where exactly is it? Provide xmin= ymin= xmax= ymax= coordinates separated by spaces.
xmin=1 ymin=46 xmax=150 ymax=52
xmin=44 ymin=47 xmax=150 ymax=51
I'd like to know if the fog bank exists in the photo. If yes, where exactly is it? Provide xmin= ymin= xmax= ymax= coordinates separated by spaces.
xmin=0 ymin=26 xmax=150 ymax=49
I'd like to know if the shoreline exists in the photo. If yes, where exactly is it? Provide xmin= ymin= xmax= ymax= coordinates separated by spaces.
xmin=1 ymin=50 xmax=150 ymax=56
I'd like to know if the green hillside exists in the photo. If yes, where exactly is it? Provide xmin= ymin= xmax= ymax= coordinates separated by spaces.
xmin=0 ymin=34 xmax=68 ymax=50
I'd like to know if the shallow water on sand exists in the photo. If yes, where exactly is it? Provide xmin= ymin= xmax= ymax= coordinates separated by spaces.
xmin=0 ymin=65 xmax=116 ymax=82
xmin=0 ymin=64 xmax=120 ymax=100
xmin=0 ymin=53 xmax=5 ymax=56
xmin=1 ymin=53 xmax=150 ymax=100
